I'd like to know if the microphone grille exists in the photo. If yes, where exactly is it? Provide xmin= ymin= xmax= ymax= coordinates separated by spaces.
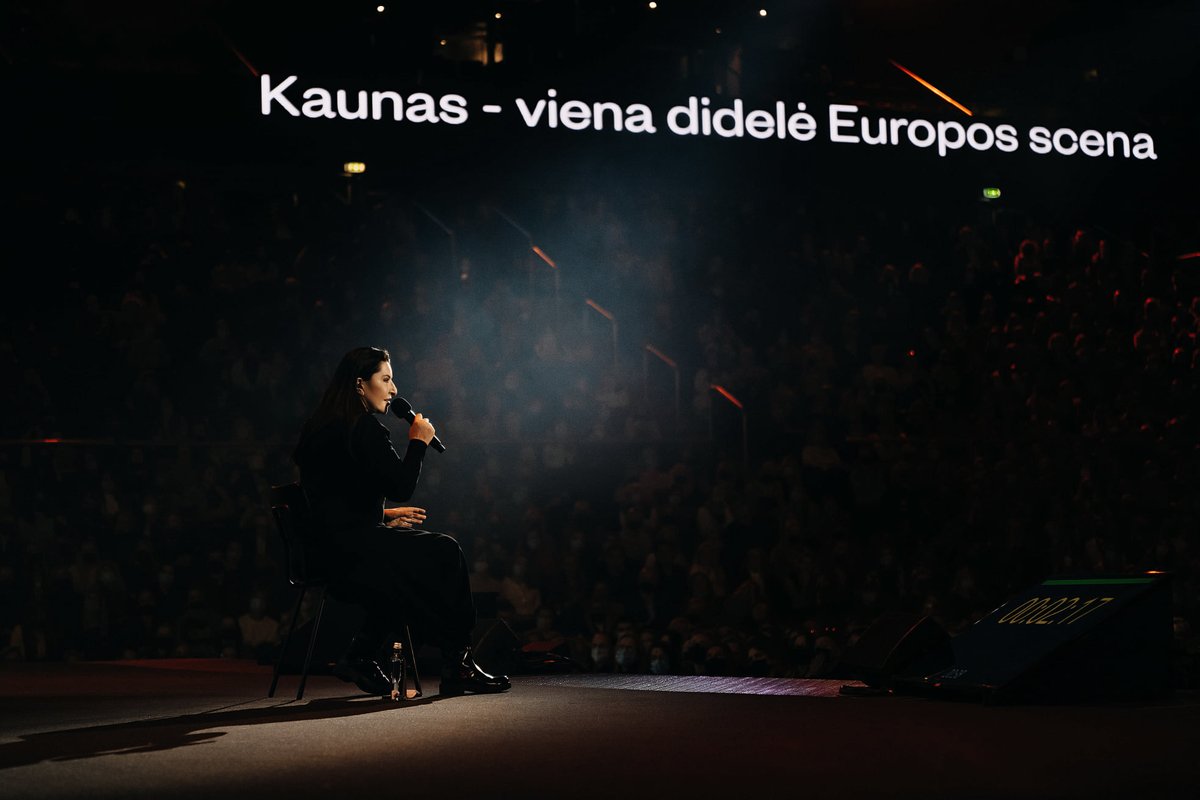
xmin=390 ymin=396 xmax=413 ymax=417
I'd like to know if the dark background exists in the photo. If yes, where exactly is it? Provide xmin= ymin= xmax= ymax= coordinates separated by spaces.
xmin=2 ymin=1 xmax=1199 ymax=676
xmin=8 ymin=0 xmax=1197 ymax=223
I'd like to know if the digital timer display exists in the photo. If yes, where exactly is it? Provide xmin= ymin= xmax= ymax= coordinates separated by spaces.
xmin=896 ymin=574 xmax=1170 ymax=701
xmin=994 ymin=595 xmax=1115 ymax=626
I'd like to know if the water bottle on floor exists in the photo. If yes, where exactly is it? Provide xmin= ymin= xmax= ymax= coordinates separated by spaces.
xmin=390 ymin=642 xmax=405 ymax=701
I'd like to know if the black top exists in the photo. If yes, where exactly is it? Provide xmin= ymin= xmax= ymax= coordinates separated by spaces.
xmin=293 ymin=413 xmax=428 ymax=538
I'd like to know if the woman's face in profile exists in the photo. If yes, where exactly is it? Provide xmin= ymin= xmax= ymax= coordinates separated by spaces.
xmin=357 ymin=361 xmax=396 ymax=413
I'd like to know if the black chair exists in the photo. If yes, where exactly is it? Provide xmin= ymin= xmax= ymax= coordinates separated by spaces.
xmin=267 ymin=483 xmax=421 ymax=700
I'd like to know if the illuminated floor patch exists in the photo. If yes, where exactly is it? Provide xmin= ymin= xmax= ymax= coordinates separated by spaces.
xmin=528 ymin=674 xmax=859 ymax=697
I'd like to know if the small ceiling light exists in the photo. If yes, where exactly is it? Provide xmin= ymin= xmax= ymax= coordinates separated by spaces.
xmin=439 ymin=38 xmax=447 ymax=45
xmin=376 ymin=5 xmax=385 ymax=12
xmin=648 ymin=1 xmax=658 ymax=8
xmin=759 ymin=8 xmax=768 ymax=16
xmin=982 ymin=187 xmax=1001 ymax=200
xmin=494 ymin=12 xmax=502 ymax=19
xmin=715 ymin=27 xmax=722 ymax=34
xmin=343 ymin=162 xmax=366 ymax=175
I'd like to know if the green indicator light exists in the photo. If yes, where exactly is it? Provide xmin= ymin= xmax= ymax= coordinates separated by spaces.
xmin=982 ymin=187 xmax=1001 ymax=200
xmin=1041 ymin=578 xmax=1154 ymax=586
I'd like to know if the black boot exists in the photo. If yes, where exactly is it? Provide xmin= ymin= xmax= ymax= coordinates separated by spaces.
xmin=439 ymin=647 xmax=511 ymax=696
xmin=333 ymin=636 xmax=390 ymax=696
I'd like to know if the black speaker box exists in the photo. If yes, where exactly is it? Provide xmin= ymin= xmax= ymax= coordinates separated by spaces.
xmin=842 ymin=612 xmax=953 ymax=688
xmin=896 ymin=573 xmax=1173 ymax=703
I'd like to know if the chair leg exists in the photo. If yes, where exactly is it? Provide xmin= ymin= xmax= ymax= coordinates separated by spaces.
xmin=269 ymin=585 xmax=307 ymax=698
xmin=296 ymin=586 xmax=327 ymax=701
xmin=403 ymin=624 xmax=422 ymax=697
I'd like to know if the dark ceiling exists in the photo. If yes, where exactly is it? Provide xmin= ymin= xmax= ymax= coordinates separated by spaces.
xmin=5 ymin=1 xmax=1195 ymax=115
xmin=5 ymin=0 xmax=1197 ymax=205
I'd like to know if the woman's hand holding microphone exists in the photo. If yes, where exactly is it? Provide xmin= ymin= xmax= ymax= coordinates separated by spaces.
xmin=388 ymin=397 xmax=445 ymax=453
xmin=408 ymin=412 xmax=435 ymax=445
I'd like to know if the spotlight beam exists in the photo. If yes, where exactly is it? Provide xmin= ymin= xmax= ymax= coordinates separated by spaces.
xmin=215 ymin=28 xmax=259 ymax=77
xmin=709 ymin=384 xmax=748 ymax=469
xmin=889 ymin=59 xmax=973 ymax=117
xmin=710 ymin=384 xmax=744 ymax=410
xmin=532 ymin=246 xmax=557 ymax=269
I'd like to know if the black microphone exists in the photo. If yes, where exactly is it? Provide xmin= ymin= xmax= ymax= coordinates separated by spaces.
xmin=388 ymin=397 xmax=446 ymax=453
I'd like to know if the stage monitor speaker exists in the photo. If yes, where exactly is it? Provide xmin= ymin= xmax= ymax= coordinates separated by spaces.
xmin=896 ymin=573 xmax=1173 ymax=703
xmin=841 ymin=612 xmax=953 ymax=688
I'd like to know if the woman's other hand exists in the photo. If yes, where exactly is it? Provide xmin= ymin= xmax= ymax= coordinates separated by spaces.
xmin=385 ymin=506 xmax=427 ymax=529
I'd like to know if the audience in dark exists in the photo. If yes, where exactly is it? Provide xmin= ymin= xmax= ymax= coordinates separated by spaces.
xmin=2 ymin=168 xmax=1197 ymax=689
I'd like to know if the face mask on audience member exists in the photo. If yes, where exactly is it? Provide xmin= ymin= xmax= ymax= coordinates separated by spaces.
xmin=615 ymin=647 xmax=636 ymax=668
xmin=592 ymin=646 xmax=610 ymax=664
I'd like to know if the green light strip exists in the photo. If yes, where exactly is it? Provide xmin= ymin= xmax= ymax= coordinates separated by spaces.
xmin=1041 ymin=578 xmax=1154 ymax=586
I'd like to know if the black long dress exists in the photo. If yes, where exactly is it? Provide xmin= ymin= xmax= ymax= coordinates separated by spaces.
xmin=292 ymin=412 xmax=475 ymax=653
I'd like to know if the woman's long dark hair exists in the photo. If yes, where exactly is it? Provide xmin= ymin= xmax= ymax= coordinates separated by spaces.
xmin=294 ymin=346 xmax=390 ymax=458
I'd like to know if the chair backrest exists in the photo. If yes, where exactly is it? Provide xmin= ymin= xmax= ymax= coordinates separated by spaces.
xmin=270 ymin=483 xmax=329 ymax=586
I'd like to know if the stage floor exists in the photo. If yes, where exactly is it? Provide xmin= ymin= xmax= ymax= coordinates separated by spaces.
xmin=1 ymin=660 xmax=1197 ymax=798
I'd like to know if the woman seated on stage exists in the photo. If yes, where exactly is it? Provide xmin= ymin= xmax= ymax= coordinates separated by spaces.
xmin=292 ymin=346 xmax=509 ymax=696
